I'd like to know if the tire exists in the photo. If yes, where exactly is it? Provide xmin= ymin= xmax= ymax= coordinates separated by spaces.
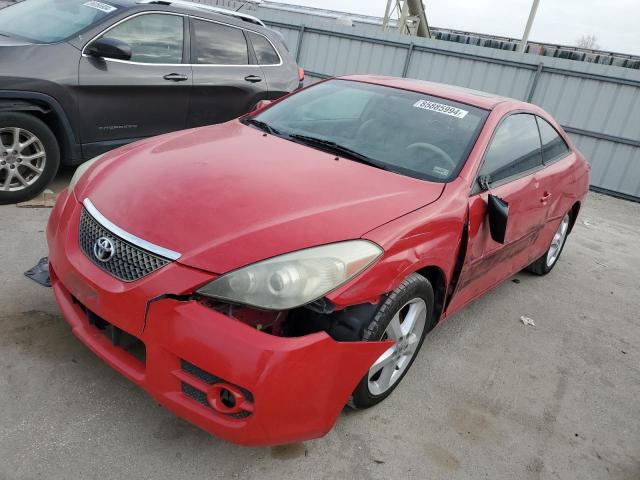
xmin=0 ymin=112 xmax=60 ymax=205
xmin=525 ymin=212 xmax=571 ymax=276
xmin=349 ymin=273 xmax=437 ymax=410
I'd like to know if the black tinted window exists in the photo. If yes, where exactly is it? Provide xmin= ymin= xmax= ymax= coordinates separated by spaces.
xmin=103 ymin=13 xmax=183 ymax=64
xmin=253 ymin=80 xmax=488 ymax=183
xmin=248 ymin=32 xmax=280 ymax=65
xmin=479 ymin=113 xmax=542 ymax=183
xmin=537 ymin=117 xmax=570 ymax=163
xmin=192 ymin=19 xmax=248 ymax=65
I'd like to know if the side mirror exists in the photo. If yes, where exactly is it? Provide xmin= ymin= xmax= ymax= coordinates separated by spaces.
xmin=252 ymin=99 xmax=273 ymax=112
xmin=487 ymin=194 xmax=509 ymax=244
xmin=85 ymin=37 xmax=132 ymax=61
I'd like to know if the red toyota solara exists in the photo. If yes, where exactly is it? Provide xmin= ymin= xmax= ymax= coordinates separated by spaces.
xmin=47 ymin=75 xmax=590 ymax=446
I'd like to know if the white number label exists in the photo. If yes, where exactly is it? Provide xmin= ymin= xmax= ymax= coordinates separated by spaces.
xmin=83 ymin=1 xmax=117 ymax=13
xmin=413 ymin=100 xmax=468 ymax=119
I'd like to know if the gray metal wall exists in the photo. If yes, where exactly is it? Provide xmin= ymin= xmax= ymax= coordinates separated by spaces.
xmin=212 ymin=2 xmax=640 ymax=200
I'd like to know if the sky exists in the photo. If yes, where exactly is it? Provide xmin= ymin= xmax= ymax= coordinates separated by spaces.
xmin=270 ymin=0 xmax=640 ymax=55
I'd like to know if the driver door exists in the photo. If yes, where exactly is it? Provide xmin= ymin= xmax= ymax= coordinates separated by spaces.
xmin=77 ymin=12 xmax=191 ymax=156
xmin=449 ymin=113 xmax=549 ymax=311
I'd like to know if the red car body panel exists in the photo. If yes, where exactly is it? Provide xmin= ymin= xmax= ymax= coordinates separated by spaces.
xmin=48 ymin=189 xmax=391 ymax=446
xmin=47 ymin=75 xmax=590 ymax=445
xmin=74 ymin=122 xmax=444 ymax=274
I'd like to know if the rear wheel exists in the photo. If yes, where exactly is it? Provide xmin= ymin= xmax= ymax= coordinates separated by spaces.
xmin=526 ymin=212 xmax=571 ymax=275
xmin=349 ymin=273 xmax=436 ymax=409
xmin=0 ymin=112 xmax=60 ymax=205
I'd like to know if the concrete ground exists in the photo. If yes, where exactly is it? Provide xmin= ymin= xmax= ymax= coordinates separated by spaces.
xmin=0 ymin=173 xmax=639 ymax=480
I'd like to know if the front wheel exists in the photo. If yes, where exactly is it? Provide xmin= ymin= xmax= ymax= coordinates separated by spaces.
xmin=525 ymin=212 xmax=571 ymax=275
xmin=0 ymin=112 xmax=60 ymax=205
xmin=349 ymin=273 xmax=436 ymax=409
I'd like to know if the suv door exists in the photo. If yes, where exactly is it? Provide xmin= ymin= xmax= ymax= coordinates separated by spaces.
xmin=78 ymin=12 xmax=191 ymax=155
xmin=186 ymin=17 xmax=267 ymax=128
xmin=450 ymin=113 xmax=548 ymax=309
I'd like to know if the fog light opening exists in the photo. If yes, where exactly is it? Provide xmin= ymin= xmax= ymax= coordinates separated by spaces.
xmin=220 ymin=388 xmax=236 ymax=409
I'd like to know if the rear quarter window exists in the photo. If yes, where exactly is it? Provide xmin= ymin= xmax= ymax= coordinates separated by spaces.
xmin=537 ymin=117 xmax=570 ymax=163
xmin=247 ymin=32 xmax=280 ymax=65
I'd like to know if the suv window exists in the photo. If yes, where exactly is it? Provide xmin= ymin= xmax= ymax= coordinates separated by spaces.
xmin=247 ymin=32 xmax=280 ymax=65
xmin=537 ymin=117 xmax=570 ymax=163
xmin=479 ymin=113 xmax=542 ymax=183
xmin=192 ymin=19 xmax=248 ymax=65
xmin=101 ymin=13 xmax=183 ymax=64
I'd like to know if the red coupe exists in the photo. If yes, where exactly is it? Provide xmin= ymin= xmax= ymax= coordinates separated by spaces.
xmin=47 ymin=75 xmax=590 ymax=446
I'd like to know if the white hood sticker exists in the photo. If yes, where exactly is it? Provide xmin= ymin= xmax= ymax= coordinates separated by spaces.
xmin=413 ymin=99 xmax=468 ymax=119
xmin=83 ymin=1 xmax=117 ymax=13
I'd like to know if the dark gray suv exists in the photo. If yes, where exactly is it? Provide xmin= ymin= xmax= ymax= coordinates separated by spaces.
xmin=0 ymin=0 xmax=301 ymax=203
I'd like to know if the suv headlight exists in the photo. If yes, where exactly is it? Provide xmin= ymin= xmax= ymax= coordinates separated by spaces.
xmin=197 ymin=240 xmax=383 ymax=310
xmin=68 ymin=154 xmax=104 ymax=193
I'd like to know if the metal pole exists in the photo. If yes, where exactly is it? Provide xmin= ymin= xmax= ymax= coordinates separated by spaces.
xmin=295 ymin=24 xmax=305 ymax=63
xmin=382 ymin=0 xmax=394 ymax=31
xmin=526 ymin=62 xmax=544 ymax=102
xmin=517 ymin=0 xmax=540 ymax=53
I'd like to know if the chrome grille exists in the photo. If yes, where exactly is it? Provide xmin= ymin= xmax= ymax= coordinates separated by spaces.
xmin=78 ymin=207 xmax=170 ymax=282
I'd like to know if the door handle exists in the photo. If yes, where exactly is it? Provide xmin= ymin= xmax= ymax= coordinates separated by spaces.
xmin=540 ymin=192 xmax=552 ymax=203
xmin=163 ymin=73 xmax=188 ymax=82
xmin=244 ymin=75 xmax=262 ymax=83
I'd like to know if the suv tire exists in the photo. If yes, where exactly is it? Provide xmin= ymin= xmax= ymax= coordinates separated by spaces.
xmin=0 ymin=112 xmax=60 ymax=205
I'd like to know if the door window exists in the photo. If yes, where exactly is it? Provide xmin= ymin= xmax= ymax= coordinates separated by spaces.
xmin=101 ymin=13 xmax=183 ymax=64
xmin=192 ymin=19 xmax=248 ymax=65
xmin=478 ymin=113 xmax=542 ymax=183
xmin=247 ymin=32 xmax=280 ymax=65
xmin=536 ymin=117 xmax=570 ymax=163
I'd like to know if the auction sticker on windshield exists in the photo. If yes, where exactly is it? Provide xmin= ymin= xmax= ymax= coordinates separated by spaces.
xmin=413 ymin=100 xmax=468 ymax=119
xmin=83 ymin=1 xmax=117 ymax=13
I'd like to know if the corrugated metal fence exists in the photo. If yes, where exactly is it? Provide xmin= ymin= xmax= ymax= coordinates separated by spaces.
xmin=250 ymin=7 xmax=640 ymax=201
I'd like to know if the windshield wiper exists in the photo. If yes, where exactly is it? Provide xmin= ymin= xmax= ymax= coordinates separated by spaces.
xmin=288 ymin=134 xmax=389 ymax=171
xmin=242 ymin=117 xmax=280 ymax=135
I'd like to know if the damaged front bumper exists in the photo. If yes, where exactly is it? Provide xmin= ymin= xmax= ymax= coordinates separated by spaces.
xmin=47 ymin=190 xmax=390 ymax=446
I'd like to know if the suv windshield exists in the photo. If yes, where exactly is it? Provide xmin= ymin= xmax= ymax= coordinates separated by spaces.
xmin=0 ymin=0 xmax=119 ymax=43
xmin=250 ymin=79 xmax=488 ymax=182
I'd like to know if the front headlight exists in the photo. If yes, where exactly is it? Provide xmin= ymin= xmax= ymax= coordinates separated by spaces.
xmin=197 ymin=240 xmax=383 ymax=310
xmin=68 ymin=154 xmax=104 ymax=193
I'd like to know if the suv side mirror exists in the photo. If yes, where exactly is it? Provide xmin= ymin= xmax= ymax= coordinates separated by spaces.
xmin=252 ymin=99 xmax=273 ymax=112
xmin=86 ymin=38 xmax=132 ymax=61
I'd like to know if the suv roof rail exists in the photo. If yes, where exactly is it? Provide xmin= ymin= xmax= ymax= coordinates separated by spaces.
xmin=137 ymin=0 xmax=265 ymax=26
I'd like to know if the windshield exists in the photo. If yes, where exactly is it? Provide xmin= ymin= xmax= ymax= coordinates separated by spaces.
xmin=0 ymin=0 xmax=119 ymax=43
xmin=251 ymin=79 xmax=488 ymax=182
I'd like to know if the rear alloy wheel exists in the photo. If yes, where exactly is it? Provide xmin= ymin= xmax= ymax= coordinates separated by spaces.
xmin=526 ymin=213 xmax=571 ymax=275
xmin=0 ymin=113 xmax=60 ymax=205
xmin=350 ymin=273 xmax=436 ymax=409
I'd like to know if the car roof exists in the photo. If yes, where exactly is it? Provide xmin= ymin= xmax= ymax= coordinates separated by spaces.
xmin=338 ymin=74 xmax=516 ymax=110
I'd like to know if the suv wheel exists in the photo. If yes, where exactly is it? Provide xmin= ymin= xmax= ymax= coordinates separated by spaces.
xmin=0 ymin=112 xmax=60 ymax=205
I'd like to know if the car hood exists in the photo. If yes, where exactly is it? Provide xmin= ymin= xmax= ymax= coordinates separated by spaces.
xmin=78 ymin=121 xmax=445 ymax=274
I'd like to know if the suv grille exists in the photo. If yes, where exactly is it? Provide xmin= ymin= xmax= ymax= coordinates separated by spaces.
xmin=78 ymin=207 xmax=170 ymax=282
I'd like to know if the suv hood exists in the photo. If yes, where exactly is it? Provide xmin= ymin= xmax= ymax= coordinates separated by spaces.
xmin=0 ymin=35 xmax=32 ymax=47
xmin=78 ymin=122 xmax=445 ymax=273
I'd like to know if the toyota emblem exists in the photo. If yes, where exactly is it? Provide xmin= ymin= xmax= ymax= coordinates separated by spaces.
xmin=93 ymin=236 xmax=115 ymax=262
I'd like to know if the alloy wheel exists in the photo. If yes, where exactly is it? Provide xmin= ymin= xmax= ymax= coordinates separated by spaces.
xmin=368 ymin=297 xmax=427 ymax=396
xmin=0 ymin=127 xmax=47 ymax=192
xmin=546 ymin=213 xmax=570 ymax=267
